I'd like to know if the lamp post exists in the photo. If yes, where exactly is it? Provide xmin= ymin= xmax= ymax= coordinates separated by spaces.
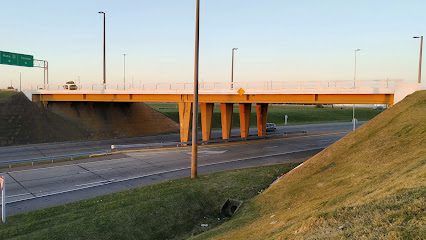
xmin=231 ymin=48 xmax=238 ymax=89
xmin=191 ymin=0 xmax=200 ymax=179
xmin=354 ymin=49 xmax=361 ymax=86
xmin=353 ymin=49 xmax=361 ymax=131
xmin=123 ymin=54 xmax=126 ymax=90
xmin=98 ymin=11 xmax=106 ymax=86
xmin=413 ymin=36 xmax=423 ymax=84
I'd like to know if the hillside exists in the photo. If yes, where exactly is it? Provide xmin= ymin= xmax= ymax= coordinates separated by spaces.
xmin=195 ymin=90 xmax=426 ymax=239
xmin=0 ymin=93 xmax=92 ymax=146
xmin=0 ymin=93 xmax=179 ymax=146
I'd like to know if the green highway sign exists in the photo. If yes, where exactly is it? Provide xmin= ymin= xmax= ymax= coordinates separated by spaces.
xmin=0 ymin=51 xmax=33 ymax=67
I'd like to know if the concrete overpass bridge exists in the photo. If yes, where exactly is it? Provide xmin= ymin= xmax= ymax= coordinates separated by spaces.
xmin=27 ymin=79 xmax=417 ymax=143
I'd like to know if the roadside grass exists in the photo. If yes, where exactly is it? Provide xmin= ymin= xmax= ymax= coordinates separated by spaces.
xmin=192 ymin=91 xmax=426 ymax=239
xmin=0 ymin=91 xmax=17 ymax=101
xmin=0 ymin=162 xmax=300 ymax=239
xmin=147 ymin=104 xmax=382 ymax=128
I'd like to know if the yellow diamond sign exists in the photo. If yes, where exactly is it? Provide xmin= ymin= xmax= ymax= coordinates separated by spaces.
xmin=237 ymin=88 xmax=245 ymax=96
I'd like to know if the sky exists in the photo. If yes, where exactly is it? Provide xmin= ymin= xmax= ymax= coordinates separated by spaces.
xmin=0 ymin=0 xmax=425 ymax=89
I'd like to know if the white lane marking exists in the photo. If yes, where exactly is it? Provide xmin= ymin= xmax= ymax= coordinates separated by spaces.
xmin=75 ymin=180 xmax=109 ymax=187
xmin=78 ymin=168 xmax=113 ymax=174
xmin=8 ymin=192 xmax=32 ymax=198
xmin=263 ymin=146 xmax=278 ymax=149
xmin=92 ymin=168 xmax=112 ymax=172
xmin=186 ymin=150 xmax=227 ymax=155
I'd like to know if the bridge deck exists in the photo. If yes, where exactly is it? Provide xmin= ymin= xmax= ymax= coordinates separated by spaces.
xmin=30 ymin=79 xmax=398 ymax=105
xmin=32 ymin=93 xmax=394 ymax=105
xmin=26 ymin=80 xmax=404 ymax=142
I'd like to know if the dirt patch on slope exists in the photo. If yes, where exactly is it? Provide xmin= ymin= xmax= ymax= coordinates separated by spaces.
xmin=0 ymin=93 xmax=92 ymax=146
xmin=0 ymin=93 xmax=179 ymax=146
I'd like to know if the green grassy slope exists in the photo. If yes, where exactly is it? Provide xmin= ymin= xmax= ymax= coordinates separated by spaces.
xmin=147 ymin=104 xmax=383 ymax=128
xmin=0 ymin=163 xmax=300 ymax=240
xmin=194 ymin=90 xmax=426 ymax=239
xmin=0 ymin=91 xmax=17 ymax=101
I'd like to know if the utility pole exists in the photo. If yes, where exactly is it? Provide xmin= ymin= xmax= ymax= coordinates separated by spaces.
xmin=19 ymin=73 xmax=21 ymax=92
xmin=191 ymin=0 xmax=200 ymax=179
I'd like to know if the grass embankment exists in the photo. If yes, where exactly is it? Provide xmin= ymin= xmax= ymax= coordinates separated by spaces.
xmin=0 ymin=91 xmax=17 ymax=101
xmin=148 ymin=104 xmax=382 ymax=128
xmin=0 ymin=163 xmax=300 ymax=239
xmin=193 ymin=91 xmax=426 ymax=239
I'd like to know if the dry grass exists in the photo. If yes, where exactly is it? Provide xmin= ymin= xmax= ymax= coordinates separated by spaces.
xmin=194 ymin=90 xmax=426 ymax=239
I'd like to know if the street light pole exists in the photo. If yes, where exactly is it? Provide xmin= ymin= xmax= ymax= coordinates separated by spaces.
xmin=354 ymin=49 xmax=361 ymax=86
xmin=123 ymin=54 xmax=126 ymax=90
xmin=98 ymin=11 xmax=106 ymax=86
xmin=353 ymin=49 xmax=361 ymax=131
xmin=231 ymin=48 xmax=238 ymax=89
xmin=413 ymin=36 xmax=423 ymax=84
xmin=191 ymin=0 xmax=200 ymax=179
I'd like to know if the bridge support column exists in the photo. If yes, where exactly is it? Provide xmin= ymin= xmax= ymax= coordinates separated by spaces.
xmin=179 ymin=102 xmax=192 ymax=143
xmin=221 ymin=103 xmax=233 ymax=140
xmin=239 ymin=103 xmax=251 ymax=138
xmin=201 ymin=103 xmax=214 ymax=141
xmin=256 ymin=103 xmax=268 ymax=136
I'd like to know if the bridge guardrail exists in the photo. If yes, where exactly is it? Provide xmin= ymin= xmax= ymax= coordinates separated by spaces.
xmin=26 ymin=79 xmax=401 ymax=95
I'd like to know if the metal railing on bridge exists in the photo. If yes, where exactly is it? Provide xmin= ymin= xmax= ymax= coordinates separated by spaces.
xmin=27 ymin=79 xmax=401 ymax=95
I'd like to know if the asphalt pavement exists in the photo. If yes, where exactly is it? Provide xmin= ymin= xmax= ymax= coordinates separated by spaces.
xmin=0 ymin=122 xmax=363 ymax=216
xmin=0 ymin=122 xmax=364 ymax=162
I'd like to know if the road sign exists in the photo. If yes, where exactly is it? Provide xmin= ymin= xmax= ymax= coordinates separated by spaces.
xmin=0 ymin=177 xmax=3 ymax=191
xmin=0 ymin=51 xmax=33 ymax=67
xmin=237 ymin=88 xmax=245 ymax=96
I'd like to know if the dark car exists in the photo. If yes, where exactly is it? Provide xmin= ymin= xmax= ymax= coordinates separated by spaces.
xmin=373 ymin=106 xmax=384 ymax=110
xmin=266 ymin=123 xmax=277 ymax=132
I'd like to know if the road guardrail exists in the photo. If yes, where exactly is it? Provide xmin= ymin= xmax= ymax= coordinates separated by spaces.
xmin=0 ymin=150 xmax=110 ymax=167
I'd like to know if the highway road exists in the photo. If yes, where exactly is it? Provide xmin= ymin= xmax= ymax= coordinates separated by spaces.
xmin=0 ymin=122 xmax=361 ymax=216
xmin=0 ymin=122 xmax=364 ymax=162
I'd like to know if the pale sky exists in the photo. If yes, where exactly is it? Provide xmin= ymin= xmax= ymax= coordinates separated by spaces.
xmin=0 ymin=0 xmax=425 ymax=89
